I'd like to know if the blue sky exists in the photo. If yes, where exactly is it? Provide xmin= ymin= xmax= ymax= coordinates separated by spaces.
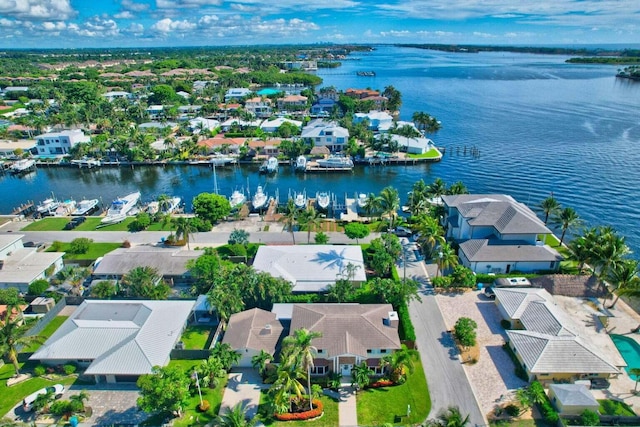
xmin=0 ymin=0 xmax=638 ymax=48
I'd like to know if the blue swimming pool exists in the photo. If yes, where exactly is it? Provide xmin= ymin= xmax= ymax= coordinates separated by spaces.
xmin=611 ymin=334 xmax=640 ymax=379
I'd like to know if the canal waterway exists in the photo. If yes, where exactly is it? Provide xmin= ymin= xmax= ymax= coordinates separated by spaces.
xmin=2 ymin=45 xmax=640 ymax=253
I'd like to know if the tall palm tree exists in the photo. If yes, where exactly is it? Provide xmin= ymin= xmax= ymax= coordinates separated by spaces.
xmin=551 ymin=207 xmax=581 ymax=245
xmin=415 ymin=215 xmax=446 ymax=259
xmin=363 ymin=192 xmax=382 ymax=219
xmin=437 ymin=242 xmax=459 ymax=276
xmin=605 ymin=259 xmax=640 ymax=308
xmin=271 ymin=363 xmax=306 ymax=413
xmin=172 ymin=216 xmax=195 ymax=249
xmin=447 ymin=181 xmax=469 ymax=195
xmin=427 ymin=178 xmax=447 ymax=198
xmin=630 ymin=368 xmax=640 ymax=392
xmin=216 ymin=403 xmax=257 ymax=427
xmin=299 ymin=206 xmax=322 ymax=244
xmin=351 ymin=361 xmax=371 ymax=390
xmin=381 ymin=344 xmax=418 ymax=382
xmin=378 ymin=186 xmax=400 ymax=230
xmin=434 ymin=406 xmax=470 ymax=427
xmin=282 ymin=199 xmax=298 ymax=244
xmin=0 ymin=317 xmax=44 ymax=376
xmin=540 ymin=195 xmax=561 ymax=225
xmin=282 ymin=328 xmax=322 ymax=410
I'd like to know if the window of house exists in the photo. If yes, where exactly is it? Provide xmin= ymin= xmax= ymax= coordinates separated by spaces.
xmin=366 ymin=349 xmax=372 ymax=354
xmin=316 ymin=349 xmax=324 ymax=354
xmin=310 ymin=366 xmax=326 ymax=375
xmin=380 ymin=349 xmax=387 ymax=354
xmin=549 ymin=261 xmax=555 ymax=268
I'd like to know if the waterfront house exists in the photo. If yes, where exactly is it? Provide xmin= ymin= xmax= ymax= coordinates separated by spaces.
xmin=189 ymin=117 xmax=220 ymax=134
xmin=494 ymin=287 xmax=623 ymax=383
xmin=225 ymin=87 xmax=252 ymax=102
xmin=197 ymin=136 xmax=244 ymax=155
xmin=222 ymin=308 xmax=284 ymax=367
xmin=31 ymin=299 xmax=195 ymax=384
xmin=353 ymin=111 xmax=394 ymax=132
xmin=0 ymin=139 xmax=37 ymax=157
xmin=92 ymin=246 xmax=204 ymax=286
xmin=310 ymin=97 xmax=337 ymax=116
xmin=260 ymin=117 xmax=302 ymax=133
xmin=277 ymin=94 xmax=308 ymax=111
xmin=0 ymin=234 xmax=64 ymax=293
xmin=252 ymin=245 xmax=366 ymax=293
xmin=374 ymin=134 xmax=436 ymax=155
xmin=301 ymin=119 xmax=349 ymax=153
xmin=220 ymin=118 xmax=262 ymax=132
xmin=244 ymin=97 xmax=273 ymax=118
xmin=345 ymin=88 xmax=379 ymax=99
xmin=442 ymin=194 xmax=562 ymax=274
xmin=35 ymin=129 xmax=90 ymax=156
xmin=273 ymin=303 xmax=401 ymax=376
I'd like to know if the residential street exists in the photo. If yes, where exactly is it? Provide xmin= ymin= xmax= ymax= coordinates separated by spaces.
xmin=401 ymin=251 xmax=487 ymax=426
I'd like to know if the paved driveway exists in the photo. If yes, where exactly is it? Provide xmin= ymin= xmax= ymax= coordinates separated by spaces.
xmin=220 ymin=369 xmax=266 ymax=420
xmin=402 ymin=256 xmax=486 ymax=426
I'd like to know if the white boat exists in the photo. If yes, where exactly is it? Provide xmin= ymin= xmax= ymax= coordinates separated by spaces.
xmin=10 ymin=159 xmax=36 ymax=174
xmin=266 ymin=157 xmax=279 ymax=173
xmin=71 ymin=158 xmax=101 ymax=168
xmin=73 ymin=199 xmax=99 ymax=216
xmin=252 ymin=186 xmax=268 ymax=211
xmin=229 ymin=190 xmax=246 ymax=208
xmin=54 ymin=199 xmax=77 ymax=216
xmin=146 ymin=201 xmax=159 ymax=215
xmin=101 ymin=191 xmax=141 ymax=224
xmin=294 ymin=191 xmax=307 ymax=209
xmin=316 ymin=155 xmax=354 ymax=169
xmin=295 ymin=155 xmax=307 ymax=171
xmin=36 ymin=198 xmax=60 ymax=216
xmin=209 ymin=155 xmax=237 ymax=166
xmin=161 ymin=197 xmax=181 ymax=214
xmin=316 ymin=192 xmax=330 ymax=210
xmin=357 ymin=193 xmax=368 ymax=209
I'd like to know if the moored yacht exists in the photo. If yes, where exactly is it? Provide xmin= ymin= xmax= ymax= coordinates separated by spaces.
xmin=101 ymin=191 xmax=141 ymax=224
xmin=36 ymin=198 xmax=60 ymax=217
xmin=316 ymin=192 xmax=330 ymax=210
xmin=54 ymin=199 xmax=77 ymax=216
xmin=73 ymin=199 xmax=99 ymax=216
xmin=316 ymin=154 xmax=354 ymax=169
xmin=10 ymin=159 xmax=36 ymax=174
xmin=252 ymin=186 xmax=268 ymax=211
xmin=161 ymin=196 xmax=181 ymax=214
xmin=294 ymin=191 xmax=307 ymax=209
xmin=266 ymin=156 xmax=279 ymax=173
xmin=229 ymin=190 xmax=247 ymax=209
xmin=357 ymin=193 xmax=368 ymax=210
xmin=295 ymin=155 xmax=307 ymax=171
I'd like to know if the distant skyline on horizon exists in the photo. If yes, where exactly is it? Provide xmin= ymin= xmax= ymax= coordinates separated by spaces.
xmin=2 ymin=0 xmax=639 ymax=49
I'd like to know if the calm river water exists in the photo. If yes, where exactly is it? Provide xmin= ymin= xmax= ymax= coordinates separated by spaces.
xmin=2 ymin=46 xmax=640 ymax=252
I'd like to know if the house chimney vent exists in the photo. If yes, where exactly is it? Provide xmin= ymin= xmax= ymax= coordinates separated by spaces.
xmin=384 ymin=311 xmax=399 ymax=328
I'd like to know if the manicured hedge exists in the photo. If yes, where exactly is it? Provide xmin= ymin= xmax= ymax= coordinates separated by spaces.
xmin=275 ymin=399 xmax=323 ymax=421
xmin=397 ymin=302 xmax=416 ymax=341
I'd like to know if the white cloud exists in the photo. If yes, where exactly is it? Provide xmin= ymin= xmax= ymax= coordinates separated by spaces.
xmin=198 ymin=15 xmax=219 ymax=26
xmin=0 ymin=0 xmax=76 ymax=20
xmin=123 ymin=22 xmax=144 ymax=35
xmin=156 ymin=0 xmax=222 ymax=8
xmin=121 ymin=0 xmax=149 ymax=12
xmin=114 ymin=11 xmax=134 ymax=19
xmin=151 ymin=18 xmax=197 ymax=33
xmin=42 ymin=21 xmax=66 ymax=31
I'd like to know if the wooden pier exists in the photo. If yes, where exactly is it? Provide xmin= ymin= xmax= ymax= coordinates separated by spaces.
xmin=11 ymin=201 xmax=35 ymax=216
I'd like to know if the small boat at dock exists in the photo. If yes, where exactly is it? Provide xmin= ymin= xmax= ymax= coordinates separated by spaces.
xmin=229 ymin=190 xmax=247 ymax=209
xmin=316 ymin=155 xmax=354 ymax=169
xmin=316 ymin=192 xmax=331 ymax=210
xmin=54 ymin=199 xmax=77 ymax=216
xmin=10 ymin=159 xmax=36 ymax=174
xmin=294 ymin=191 xmax=307 ymax=209
xmin=71 ymin=158 xmax=101 ymax=168
xmin=101 ymin=191 xmax=141 ymax=224
xmin=73 ymin=198 xmax=100 ymax=216
xmin=36 ymin=198 xmax=60 ymax=217
xmin=357 ymin=193 xmax=368 ymax=210
xmin=295 ymin=155 xmax=307 ymax=171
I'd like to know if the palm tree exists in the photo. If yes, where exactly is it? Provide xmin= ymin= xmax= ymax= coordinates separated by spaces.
xmin=540 ymin=195 xmax=561 ymax=225
xmin=271 ymin=363 xmax=306 ymax=413
xmin=211 ymin=342 xmax=241 ymax=372
xmin=363 ymin=192 xmax=382 ymax=219
xmin=378 ymin=186 xmax=400 ymax=230
xmin=381 ymin=344 xmax=418 ymax=382
xmin=172 ymin=216 xmax=195 ymax=249
xmin=415 ymin=215 xmax=445 ymax=259
xmin=351 ymin=361 xmax=371 ymax=390
xmin=216 ymin=403 xmax=257 ymax=427
xmin=69 ymin=390 xmax=89 ymax=413
xmin=157 ymin=194 xmax=171 ymax=213
xmin=605 ymin=259 xmax=640 ymax=308
xmin=551 ymin=207 xmax=581 ymax=245
xmin=437 ymin=242 xmax=459 ymax=276
xmin=299 ymin=206 xmax=322 ymax=244
xmin=282 ymin=199 xmax=298 ymax=244
xmin=0 ymin=316 xmax=44 ymax=376
xmin=282 ymin=328 xmax=322 ymax=410
xmin=434 ymin=406 xmax=470 ymax=427
xmin=630 ymin=368 xmax=640 ymax=393
xmin=447 ymin=181 xmax=469 ymax=195
xmin=251 ymin=350 xmax=272 ymax=380
xmin=427 ymin=178 xmax=447 ymax=198
xmin=200 ymin=356 xmax=226 ymax=388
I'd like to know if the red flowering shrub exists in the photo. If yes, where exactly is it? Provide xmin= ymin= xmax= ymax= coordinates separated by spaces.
xmin=274 ymin=399 xmax=323 ymax=421
xmin=367 ymin=379 xmax=395 ymax=388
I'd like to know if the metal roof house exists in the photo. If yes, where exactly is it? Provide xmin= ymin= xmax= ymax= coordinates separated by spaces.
xmin=31 ymin=300 xmax=195 ymax=383
xmin=252 ymin=245 xmax=366 ymax=293
xmin=442 ymin=194 xmax=562 ymax=274
xmin=494 ymin=288 xmax=623 ymax=384
xmin=0 ymin=234 xmax=64 ymax=293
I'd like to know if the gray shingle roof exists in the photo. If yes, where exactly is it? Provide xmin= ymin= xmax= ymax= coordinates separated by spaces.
xmin=495 ymin=288 xmax=549 ymax=318
xmin=459 ymin=239 xmax=563 ymax=262
xmin=549 ymin=384 xmax=599 ymax=407
xmin=288 ymin=304 xmax=401 ymax=358
xmin=93 ymin=247 xmax=204 ymax=277
xmin=507 ymin=330 xmax=619 ymax=375
xmin=252 ymin=245 xmax=366 ymax=292
xmin=222 ymin=308 xmax=284 ymax=355
xmin=31 ymin=300 xmax=195 ymax=376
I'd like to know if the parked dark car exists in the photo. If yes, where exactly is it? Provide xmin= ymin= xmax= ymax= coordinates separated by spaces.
xmin=64 ymin=216 xmax=86 ymax=230
xmin=590 ymin=378 xmax=610 ymax=389
xmin=64 ymin=221 xmax=76 ymax=230
xmin=23 ymin=241 xmax=45 ymax=250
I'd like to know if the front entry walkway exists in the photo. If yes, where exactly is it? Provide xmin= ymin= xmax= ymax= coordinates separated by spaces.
xmin=325 ymin=382 xmax=358 ymax=427
xmin=220 ymin=369 xmax=266 ymax=422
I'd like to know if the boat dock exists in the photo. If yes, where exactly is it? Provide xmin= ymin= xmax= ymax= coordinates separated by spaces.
xmin=305 ymin=162 xmax=354 ymax=173
xmin=340 ymin=197 xmax=359 ymax=221
xmin=11 ymin=201 xmax=35 ymax=216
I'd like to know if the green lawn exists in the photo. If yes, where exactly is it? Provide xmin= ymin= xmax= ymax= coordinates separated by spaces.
xmin=180 ymin=326 xmax=212 ymax=350
xmin=22 ymin=316 xmax=68 ymax=353
xmin=599 ymin=399 xmax=636 ymax=416
xmin=356 ymin=359 xmax=430 ymax=426
xmin=407 ymin=148 xmax=442 ymax=159
xmin=47 ymin=242 xmax=121 ymax=260
xmin=258 ymin=391 xmax=339 ymax=427
xmin=22 ymin=217 xmax=139 ymax=232
xmin=0 ymin=362 xmax=77 ymax=417
xmin=22 ymin=217 xmax=70 ymax=231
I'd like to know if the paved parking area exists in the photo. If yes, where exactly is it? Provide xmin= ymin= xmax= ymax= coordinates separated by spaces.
xmin=220 ymin=369 xmax=267 ymax=421
xmin=436 ymin=290 xmax=527 ymax=416
xmin=63 ymin=385 xmax=150 ymax=426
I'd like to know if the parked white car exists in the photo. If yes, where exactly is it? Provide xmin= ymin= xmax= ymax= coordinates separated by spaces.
xmin=22 ymin=384 xmax=64 ymax=412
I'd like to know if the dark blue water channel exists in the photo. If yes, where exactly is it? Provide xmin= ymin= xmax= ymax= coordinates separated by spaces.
xmin=2 ymin=46 xmax=640 ymax=252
